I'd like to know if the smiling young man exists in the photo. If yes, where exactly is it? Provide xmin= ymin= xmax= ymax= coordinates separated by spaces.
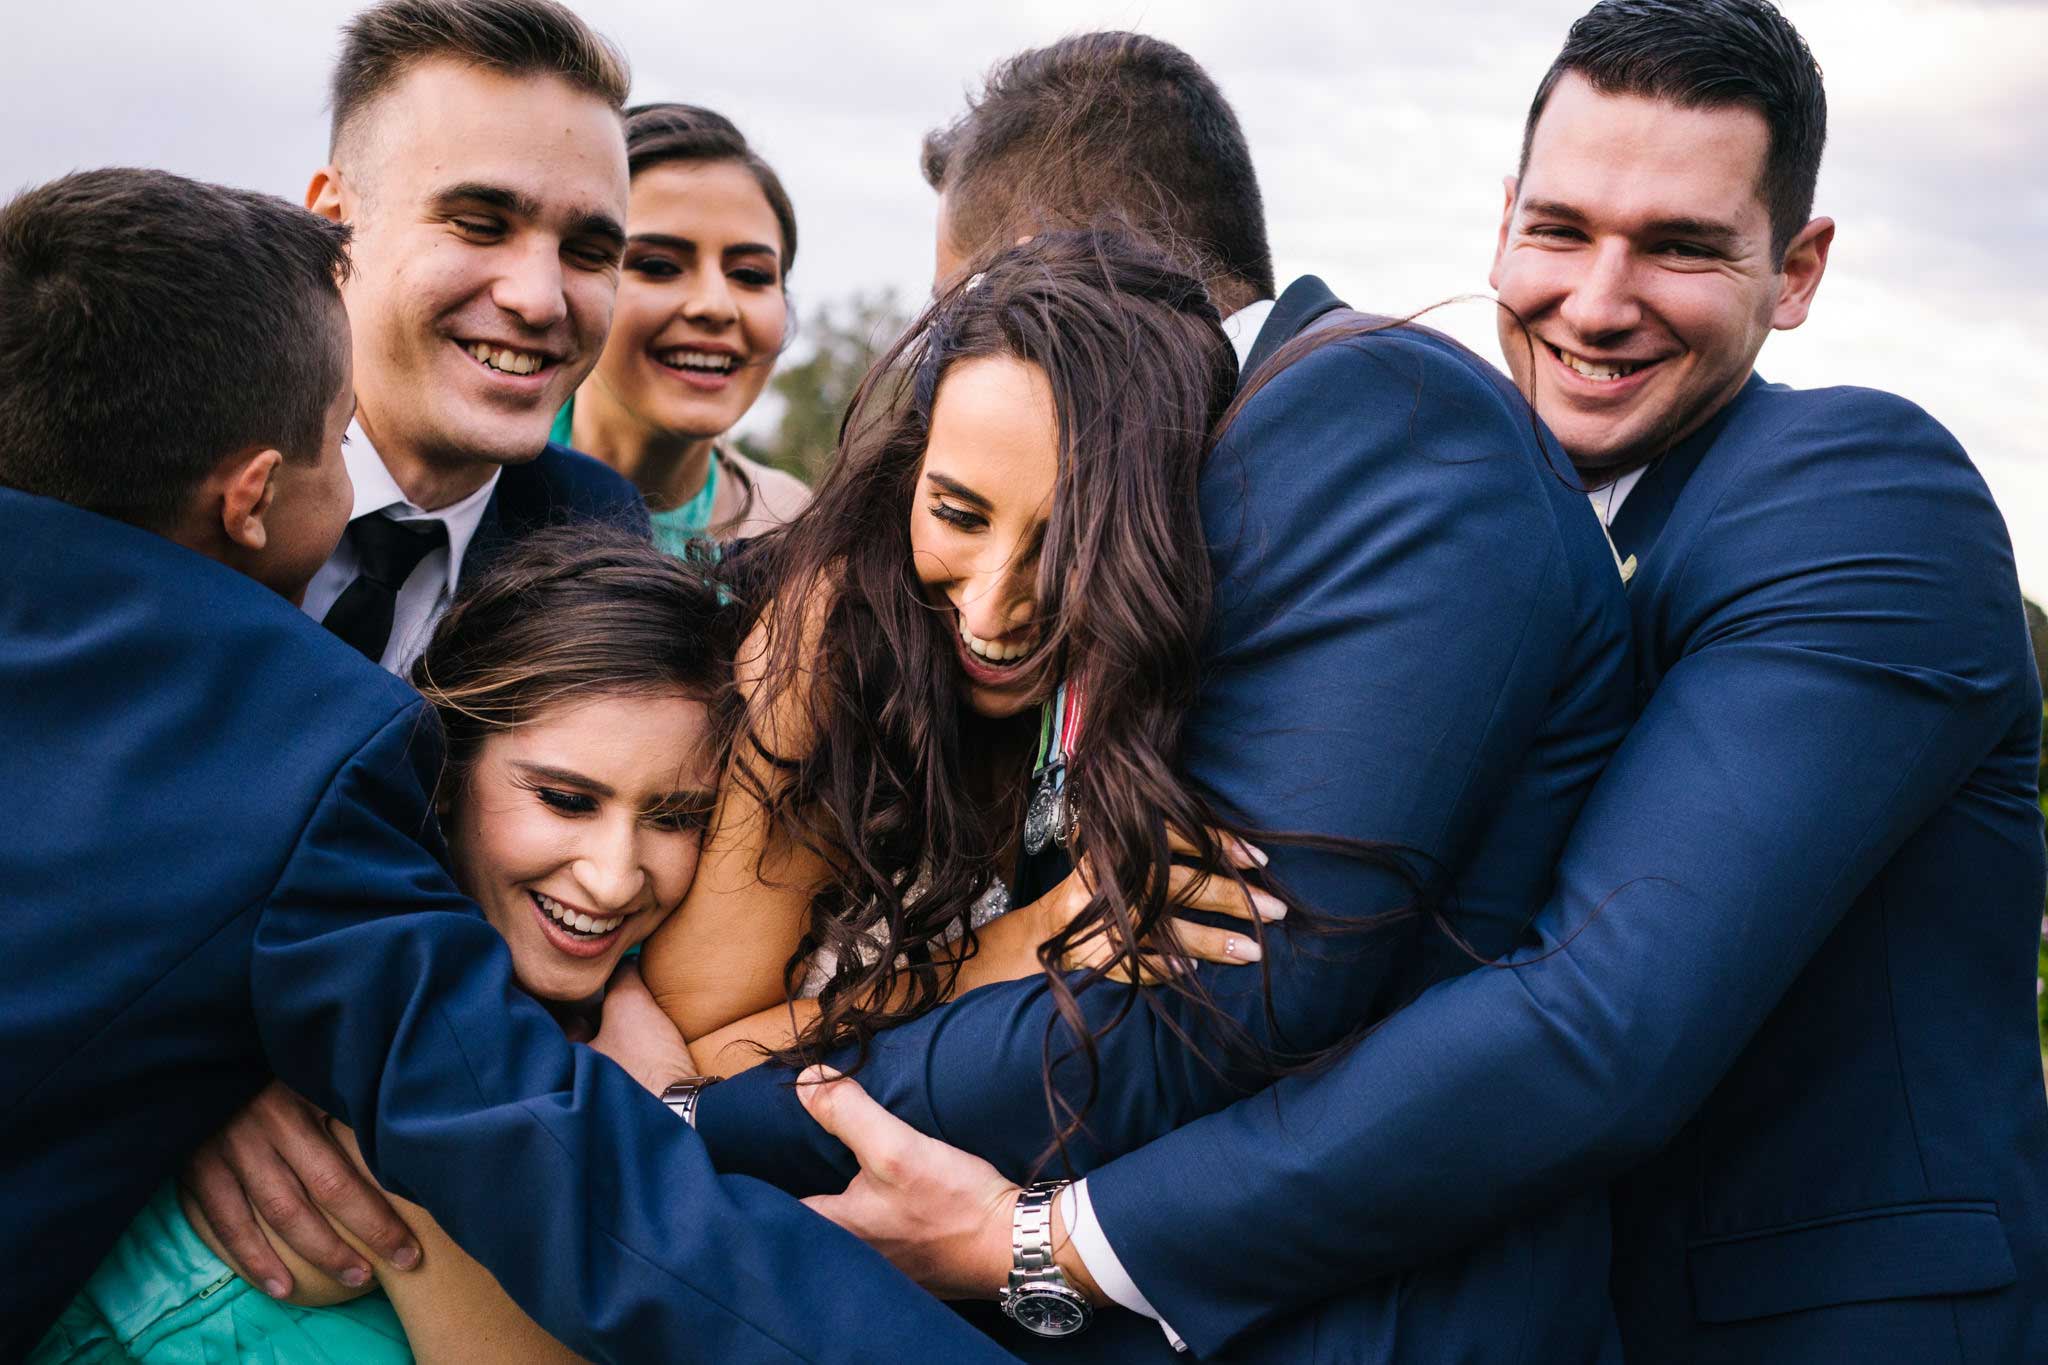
xmin=1 ymin=162 xmax=1016 ymax=1365
xmin=681 ymin=6 xmax=2047 ymax=1364
xmin=295 ymin=0 xmax=648 ymax=676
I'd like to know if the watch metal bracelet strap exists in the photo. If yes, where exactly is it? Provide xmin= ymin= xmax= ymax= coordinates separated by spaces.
xmin=659 ymin=1075 xmax=719 ymax=1127
xmin=1000 ymin=1180 xmax=1094 ymax=1338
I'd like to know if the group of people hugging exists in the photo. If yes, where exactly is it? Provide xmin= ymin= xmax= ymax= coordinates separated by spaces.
xmin=5 ymin=0 xmax=2047 ymax=1362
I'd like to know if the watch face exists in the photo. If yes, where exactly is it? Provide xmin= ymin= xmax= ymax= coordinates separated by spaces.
xmin=1013 ymin=1286 xmax=1090 ymax=1338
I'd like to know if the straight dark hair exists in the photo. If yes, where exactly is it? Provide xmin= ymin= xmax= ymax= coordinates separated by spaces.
xmin=330 ymin=0 xmax=630 ymax=157
xmin=925 ymin=32 xmax=1275 ymax=310
xmin=624 ymin=103 xmax=798 ymax=279
xmin=0 ymin=168 xmax=352 ymax=532
xmin=1522 ymin=0 xmax=1827 ymax=262
xmin=410 ymin=523 xmax=740 ymax=795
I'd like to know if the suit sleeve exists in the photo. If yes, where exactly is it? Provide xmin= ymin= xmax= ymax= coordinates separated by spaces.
xmin=1079 ymin=393 xmax=2041 ymax=1355
xmin=694 ymin=333 xmax=1601 ymax=1189
xmin=250 ymin=702 xmax=1013 ymax=1365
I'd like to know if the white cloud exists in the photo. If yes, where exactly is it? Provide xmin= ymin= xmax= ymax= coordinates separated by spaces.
xmin=2 ymin=0 xmax=2040 ymax=592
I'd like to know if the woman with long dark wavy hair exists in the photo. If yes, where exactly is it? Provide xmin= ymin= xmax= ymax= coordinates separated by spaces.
xmin=641 ymin=229 xmax=1295 ymax=1102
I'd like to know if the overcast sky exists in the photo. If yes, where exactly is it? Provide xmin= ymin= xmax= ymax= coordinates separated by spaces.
xmin=5 ymin=0 xmax=2043 ymax=595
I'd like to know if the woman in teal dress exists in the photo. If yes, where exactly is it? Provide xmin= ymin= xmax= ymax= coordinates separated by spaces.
xmin=553 ymin=104 xmax=812 ymax=553
xmin=36 ymin=529 xmax=733 ymax=1364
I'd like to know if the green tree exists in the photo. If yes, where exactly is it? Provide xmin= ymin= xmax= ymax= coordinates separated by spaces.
xmin=736 ymin=291 xmax=914 ymax=483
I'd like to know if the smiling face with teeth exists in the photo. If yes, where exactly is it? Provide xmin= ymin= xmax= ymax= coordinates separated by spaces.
xmin=1490 ymin=75 xmax=1833 ymax=478
xmin=574 ymin=160 xmax=788 ymax=471
xmin=908 ymin=354 xmax=1061 ymax=719
xmin=444 ymin=690 xmax=717 ymax=1003
xmin=307 ymin=59 xmax=629 ymax=509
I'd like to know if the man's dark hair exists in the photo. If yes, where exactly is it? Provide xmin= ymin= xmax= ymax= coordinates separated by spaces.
xmin=0 ymin=168 xmax=353 ymax=531
xmin=1522 ymin=0 xmax=1827 ymax=263
xmin=330 ymin=0 xmax=630 ymax=157
xmin=922 ymin=32 xmax=1274 ymax=309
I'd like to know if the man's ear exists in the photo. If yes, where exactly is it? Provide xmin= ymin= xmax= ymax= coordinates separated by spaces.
xmin=219 ymin=449 xmax=285 ymax=552
xmin=306 ymin=166 xmax=346 ymax=223
xmin=1488 ymin=176 xmax=1518 ymax=291
xmin=1771 ymin=216 xmax=1834 ymax=332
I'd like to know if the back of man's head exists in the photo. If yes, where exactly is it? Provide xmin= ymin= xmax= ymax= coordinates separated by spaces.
xmin=0 ymin=168 xmax=352 ymax=532
xmin=1522 ymin=0 xmax=1826 ymax=263
xmin=329 ymin=0 xmax=630 ymax=163
xmin=924 ymin=31 xmax=1274 ymax=311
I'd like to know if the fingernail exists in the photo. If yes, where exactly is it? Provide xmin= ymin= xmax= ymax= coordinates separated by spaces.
xmin=1240 ymin=840 xmax=1270 ymax=868
xmin=1252 ymin=891 xmax=1288 ymax=921
xmin=1226 ymin=935 xmax=1263 ymax=963
xmin=392 ymin=1246 xmax=421 ymax=1271
xmin=341 ymin=1266 xmax=370 ymax=1288
xmin=263 ymin=1278 xmax=290 ymax=1299
xmin=798 ymin=1065 xmax=842 ymax=1086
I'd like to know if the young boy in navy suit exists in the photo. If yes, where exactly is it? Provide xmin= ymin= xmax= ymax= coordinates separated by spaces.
xmin=0 ymin=166 xmax=1010 ymax=1363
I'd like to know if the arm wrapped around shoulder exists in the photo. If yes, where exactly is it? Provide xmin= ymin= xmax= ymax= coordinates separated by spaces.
xmin=696 ymin=324 xmax=1630 ymax=1191
xmin=249 ymin=701 xmax=1014 ymax=1364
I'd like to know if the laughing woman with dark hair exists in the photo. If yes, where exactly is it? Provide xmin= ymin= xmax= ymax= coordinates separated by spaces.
xmin=641 ymin=230 xmax=1301 ymax=1099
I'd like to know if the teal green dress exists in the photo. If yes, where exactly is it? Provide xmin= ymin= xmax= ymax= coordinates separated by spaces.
xmin=33 ymin=1184 xmax=410 ymax=1364
xmin=550 ymin=400 xmax=720 ymax=558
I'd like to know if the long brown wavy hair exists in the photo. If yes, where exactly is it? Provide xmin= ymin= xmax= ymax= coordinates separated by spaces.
xmin=732 ymin=230 xmax=1302 ymax=1083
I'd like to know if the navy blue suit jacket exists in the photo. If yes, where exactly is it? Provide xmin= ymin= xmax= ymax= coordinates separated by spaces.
xmin=462 ymin=441 xmax=652 ymax=586
xmin=1005 ymin=376 xmax=2048 ymax=1362
xmin=692 ymin=279 xmax=1637 ymax=1360
xmin=0 ymin=486 xmax=1011 ymax=1363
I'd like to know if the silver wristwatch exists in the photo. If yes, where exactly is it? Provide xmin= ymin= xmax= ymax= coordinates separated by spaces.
xmin=998 ymin=1180 xmax=1094 ymax=1338
xmin=659 ymin=1075 xmax=719 ymax=1127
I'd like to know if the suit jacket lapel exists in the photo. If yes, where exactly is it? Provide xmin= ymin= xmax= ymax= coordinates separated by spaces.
xmin=1606 ymin=374 xmax=1762 ymax=562
xmin=460 ymin=481 xmax=509 ymax=593
xmin=1241 ymin=276 xmax=1347 ymax=385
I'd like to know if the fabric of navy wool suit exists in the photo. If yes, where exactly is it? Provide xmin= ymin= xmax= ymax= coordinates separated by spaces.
xmin=461 ymin=441 xmax=653 ymax=584
xmin=692 ymin=277 xmax=1641 ymax=1361
xmin=1068 ymin=372 xmax=2048 ymax=1365
xmin=0 ymin=483 xmax=1016 ymax=1364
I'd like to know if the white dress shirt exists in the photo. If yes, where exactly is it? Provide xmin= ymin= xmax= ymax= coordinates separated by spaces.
xmin=1064 ymin=294 xmax=1645 ymax=1347
xmin=300 ymin=422 xmax=501 ymax=675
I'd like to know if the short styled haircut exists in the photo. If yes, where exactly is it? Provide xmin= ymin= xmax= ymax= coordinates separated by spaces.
xmin=923 ymin=32 xmax=1275 ymax=307
xmin=1522 ymin=0 xmax=1827 ymax=262
xmin=0 ymin=168 xmax=352 ymax=531
xmin=329 ymin=0 xmax=630 ymax=157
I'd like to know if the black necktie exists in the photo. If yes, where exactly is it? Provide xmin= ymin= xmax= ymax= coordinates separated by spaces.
xmin=320 ymin=514 xmax=447 ymax=662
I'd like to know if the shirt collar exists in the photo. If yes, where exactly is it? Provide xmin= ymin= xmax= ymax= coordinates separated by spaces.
xmin=1222 ymin=298 xmax=1278 ymax=374
xmin=343 ymin=419 xmax=501 ymax=594
xmin=1589 ymin=465 xmax=1648 ymax=527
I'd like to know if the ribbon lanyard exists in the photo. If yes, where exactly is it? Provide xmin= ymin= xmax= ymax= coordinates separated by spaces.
xmin=1032 ymin=682 xmax=1081 ymax=778
xmin=1025 ymin=679 xmax=1084 ymax=854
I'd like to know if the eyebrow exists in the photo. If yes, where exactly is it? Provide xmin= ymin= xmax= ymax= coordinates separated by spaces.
xmin=1520 ymin=197 xmax=1745 ymax=248
xmin=513 ymin=761 xmax=613 ymax=798
xmin=432 ymin=182 xmax=626 ymax=251
xmin=629 ymin=232 xmax=781 ymax=260
xmin=924 ymin=471 xmax=994 ymax=511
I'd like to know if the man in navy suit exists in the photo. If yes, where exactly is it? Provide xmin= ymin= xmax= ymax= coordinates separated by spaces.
xmin=182 ymin=0 xmax=655 ymax=1295
xmin=674 ymin=31 xmax=1635 ymax=1360
xmin=730 ymin=6 xmax=2048 ymax=1363
xmin=292 ymin=0 xmax=648 ymax=679
xmin=0 ymin=165 xmax=1014 ymax=1362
